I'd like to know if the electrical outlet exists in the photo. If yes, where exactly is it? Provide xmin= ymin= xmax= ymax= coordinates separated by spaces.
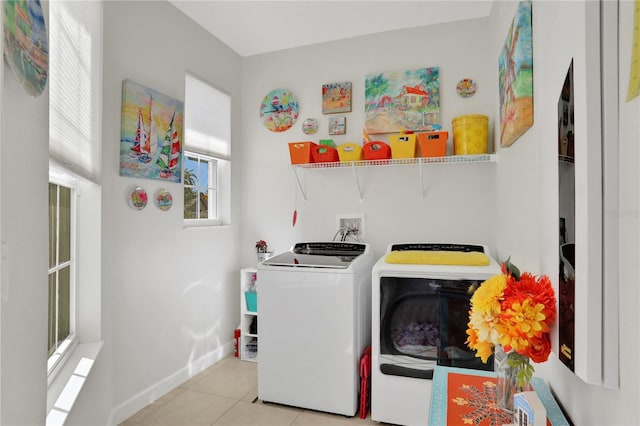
xmin=336 ymin=214 xmax=365 ymax=239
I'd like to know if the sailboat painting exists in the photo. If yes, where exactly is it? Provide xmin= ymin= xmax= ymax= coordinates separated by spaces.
xmin=120 ymin=79 xmax=184 ymax=183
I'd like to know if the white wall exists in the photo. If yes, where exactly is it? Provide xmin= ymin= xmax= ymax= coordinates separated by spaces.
xmin=491 ymin=1 xmax=638 ymax=424
xmin=240 ymin=18 xmax=497 ymax=265
xmin=1 ymin=29 xmax=50 ymax=426
xmin=98 ymin=2 xmax=243 ymax=423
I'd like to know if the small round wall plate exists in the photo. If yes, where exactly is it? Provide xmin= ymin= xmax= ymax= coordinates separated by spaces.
xmin=302 ymin=118 xmax=318 ymax=135
xmin=456 ymin=78 xmax=477 ymax=97
xmin=128 ymin=186 xmax=148 ymax=210
xmin=155 ymin=189 xmax=173 ymax=211
xmin=259 ymin=88 xmax=299 ymax=132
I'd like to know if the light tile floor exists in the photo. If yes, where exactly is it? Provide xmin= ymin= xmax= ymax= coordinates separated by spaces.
xmin=120 ymin=355 xmax=382 ymax=426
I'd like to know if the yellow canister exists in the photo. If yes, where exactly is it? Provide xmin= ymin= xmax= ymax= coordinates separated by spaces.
xmin=452 ymin=114 xmax=489 ymax=155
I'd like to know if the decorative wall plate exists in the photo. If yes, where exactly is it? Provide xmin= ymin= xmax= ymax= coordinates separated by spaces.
xmin=155 ymin=189 xmax=173 ymax=211
xmin=3 ymin=0 xmax=49 ymax=97
xmin=456 ymin=78 xmax=477 ymax=98
xmin=259 ymin=89 xmax=299 ymax=132
xmin=302 ymin=118 xmax=318 ymax=135
xmin=128 ymin=186 xmax=148 ymax=210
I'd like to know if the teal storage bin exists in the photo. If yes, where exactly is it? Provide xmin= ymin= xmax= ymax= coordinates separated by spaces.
xmin=245 ymin=291 xmax=257 ymax=312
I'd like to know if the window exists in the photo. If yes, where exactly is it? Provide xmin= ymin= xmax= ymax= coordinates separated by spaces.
xmin=46 ymin=1 xmax=102 ymax=417
xmin=184 ymin=152 xmax=218 ymax=220
xmin=47 ymin=180 xmax=76 ymax=372
xmin=183 ymin=72 xmax=231 ymax=225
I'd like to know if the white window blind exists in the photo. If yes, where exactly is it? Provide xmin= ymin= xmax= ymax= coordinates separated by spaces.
xmin=184 ymin=73 xmax=230 ymax=159
xmin=49 ymin=1 xmax=102 ymax=184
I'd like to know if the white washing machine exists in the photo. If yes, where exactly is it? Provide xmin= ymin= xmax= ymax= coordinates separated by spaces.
xmin=371 ymin=243 xmax=500 ymax=426
xmin=257 ymin=242 xmax=374 ymax=416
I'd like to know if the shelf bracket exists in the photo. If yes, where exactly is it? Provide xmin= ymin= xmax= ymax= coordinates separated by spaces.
xmin=292 ymin=167 xmax=307 ymax=201
xmin=351 ymin=162 xmax=364 ymax=201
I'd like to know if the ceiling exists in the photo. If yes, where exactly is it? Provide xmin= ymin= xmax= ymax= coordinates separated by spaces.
xmin=169 ymin=1 xmax=494 ymax=57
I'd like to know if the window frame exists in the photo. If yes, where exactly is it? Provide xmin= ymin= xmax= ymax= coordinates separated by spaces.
xmin=183 ymin=150 xmax=221 ymax=227
xmin=47 ymin=173 xmax=79 ymax=378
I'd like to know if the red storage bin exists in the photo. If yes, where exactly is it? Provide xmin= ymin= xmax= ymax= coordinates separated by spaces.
xmin=363 ymin=141 xmax=391 ymax=160
xmin=312 ymin=144 xmax=339 ymax=163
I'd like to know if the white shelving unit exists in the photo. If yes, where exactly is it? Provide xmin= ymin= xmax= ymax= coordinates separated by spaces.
xmin=240 ymin=267 xmax=258 ymax=362
xmin=292 ymin=154 xmax=498 ymax=200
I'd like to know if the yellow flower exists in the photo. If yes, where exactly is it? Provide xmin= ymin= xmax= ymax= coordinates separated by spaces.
xmin=474 ymin=339 xmax=494 ymax=363
xmin=470 ymin=273 xmax=506 ymax=316
xmin=503 ymin=299 xmax=548 ymax=338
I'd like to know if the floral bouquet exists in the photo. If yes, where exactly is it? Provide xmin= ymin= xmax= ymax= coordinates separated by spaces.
xmin=466 ymin=258 xmax=557 ymax=388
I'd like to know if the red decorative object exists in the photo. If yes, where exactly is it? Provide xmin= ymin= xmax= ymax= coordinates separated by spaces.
xmin=234 ymin=329 xmax=241 ymax=357
xmin=359 ymin=346 xmax=371 ymax=419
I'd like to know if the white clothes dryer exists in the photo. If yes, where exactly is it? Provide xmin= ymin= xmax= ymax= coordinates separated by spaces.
xmin=371 ymin=243 xmax=500 ymax=426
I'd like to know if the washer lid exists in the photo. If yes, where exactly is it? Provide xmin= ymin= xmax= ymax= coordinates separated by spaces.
xmin=261 ymin=242 xmax=366 ymax=268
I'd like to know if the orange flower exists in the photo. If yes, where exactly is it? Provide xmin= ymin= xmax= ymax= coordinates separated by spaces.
xmin=503 ymin=272 xmax=557 ymax=327
xmin=523 ymin=334 xmax=552 ymax=363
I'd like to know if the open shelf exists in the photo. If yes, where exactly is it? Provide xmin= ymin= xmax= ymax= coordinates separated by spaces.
xmin=291 ymin=154 xmax=497 ymax=200
xmin=292 ymin=154 xmax=497 ymax=169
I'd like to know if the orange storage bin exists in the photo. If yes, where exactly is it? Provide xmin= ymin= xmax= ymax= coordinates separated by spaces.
xmin=312 ymin=144 xmax=339 ymax=163
xmin=288 ymin=142 xmax=317 ymax=164
xmin=363 ymin=141 xmax=391 ymax=160
xmin=390 ymin=134 xmax=418 ymax=159
xmin=418 ymin=131 xmax=448 ymax=157
xmin=337 ymin=143 xmax=364 ymax=162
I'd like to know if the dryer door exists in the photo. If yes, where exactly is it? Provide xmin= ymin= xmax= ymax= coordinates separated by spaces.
xmin=378 ymin=276 xmax=492 ymax=379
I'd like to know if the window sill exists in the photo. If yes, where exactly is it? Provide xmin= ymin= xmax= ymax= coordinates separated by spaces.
xmin=183 ymin=219 xmax=230 ymax=229
xmin=46 ymin=341 xmax=103 ymax=426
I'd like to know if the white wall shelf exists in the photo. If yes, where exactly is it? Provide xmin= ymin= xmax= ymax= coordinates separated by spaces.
xmin=293 ymin=154 xmax=497 ymax=169
xmin=292 ymin=154 xmax=498 ymax=200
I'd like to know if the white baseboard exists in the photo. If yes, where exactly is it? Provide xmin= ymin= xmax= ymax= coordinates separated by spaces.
xmin=109 ymin=342 xmax=233 ymax=425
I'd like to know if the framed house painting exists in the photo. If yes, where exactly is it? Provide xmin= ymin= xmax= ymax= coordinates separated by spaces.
xmin=364 ymin=67 xmax=440 ymax=134
xmin=322 ymin=82 xmax=352 ymax=114
xmin=120 ymin=79 xmax=184 ymax=183
xmin=498 ymin=0 xmax=533 ymax=147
